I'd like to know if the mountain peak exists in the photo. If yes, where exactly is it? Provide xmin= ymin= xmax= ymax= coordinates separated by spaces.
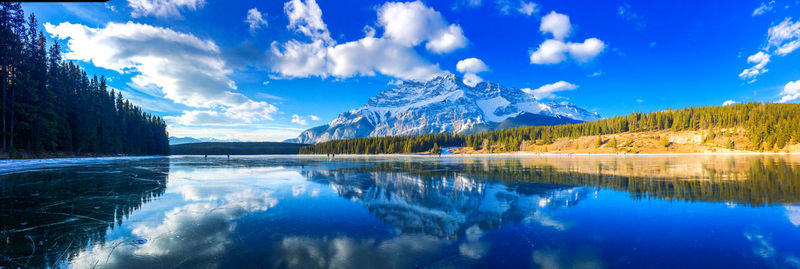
xmin=288 ymin=77 xmax=600 ymax=144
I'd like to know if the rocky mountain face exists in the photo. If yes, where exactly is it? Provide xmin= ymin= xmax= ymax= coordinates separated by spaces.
xmin=287 ymin=75 xmax=599 ymax=144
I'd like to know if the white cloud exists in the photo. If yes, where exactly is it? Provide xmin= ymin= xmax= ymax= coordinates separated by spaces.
xmin=245 ymin=8 xmax=268 ymax=32
xmin=739 ymin=51 xmax=770 ymax=80
xmin=740 ymin=18 xmax=800 ymax=81
xmin=284 ymin=0 xmax=331 ymax=42
xmin=779 ymin=80 xmax=800 ymax=103
xmin=270 ymin=0 xmax=457 ymax=81
xmin=309 ymin=115 xmax=320 ymax=121
xmin=540 ymin=11 xmax=571 ymax=40
xmin=378 ymin=0 xmax=467 ymax=53
xmin=566 ymin=38 xmax=606 ymax=63
xmin=456 ymin=58 xmax=489 ymax=87
xmin=767 ymin=18 xmax=800 ymax=56
xmin=45 ymin=21 xmax=278 ymax=125
xmin=128 ymin=0 xmax=205 ymax=18
xmin=530 ymin=39 xmax=567 ymax=64
xmin=753 ymin=1 xmax=775 ymax=16
xmin=530 ymin=38 xmax=604 ymax=64
xmin=521 ymin=81 xmax=577 ymax=100
xmin=462 ymin=73 xmax=483 ymax=87
xmin=518 ymin=1 xmax=539 ymax=16
xmin=530 ymin=11 xmax=604 ymax=65
xmin=291 ymin=114 xmax=307 ymax=125
xmin=723 ymin=100 xmax=737 ymax=106
xmin=456 ymin=57 xmax=488 ymax=73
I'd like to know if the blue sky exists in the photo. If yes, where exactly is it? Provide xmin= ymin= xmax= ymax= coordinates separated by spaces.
xmin=22 ymin=0 xmax=800 ymax=141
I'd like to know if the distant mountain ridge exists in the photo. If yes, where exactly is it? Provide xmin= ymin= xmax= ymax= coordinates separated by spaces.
xmin=287 ymin=75 xmax=599 ymax=144
xmin=169 ymin=136 xmax=241 ymax=145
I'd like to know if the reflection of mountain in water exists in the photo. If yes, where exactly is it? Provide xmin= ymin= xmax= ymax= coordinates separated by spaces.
xmin=302 ymin=155 xmax=800 ymax=238
xmin=0 ymin=158 xmax=169 ymax=268
xmin=306 ymin=169 xmax=588 ymax=239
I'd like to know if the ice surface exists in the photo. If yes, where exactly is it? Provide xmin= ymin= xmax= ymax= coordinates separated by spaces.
xmin=0 ymin=156 xmax=162 ymax=175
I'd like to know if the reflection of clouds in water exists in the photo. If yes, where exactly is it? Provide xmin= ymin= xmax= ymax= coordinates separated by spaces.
xmin=70 ymin=190 xmax=278 ymax=268
xmin=277 ymin=235 xmax=445 ymax=269
xmin=525 ymin=211 xmax=567 ymax=231
xmin=786 ymin=206 xmax=800 ymax=226
xmin=744 ymin=231 xmax=776 ymax=259
xmin=459 ymin=225 xmax=487 ymax=259
xmin=531 ymin=248 xmax=604 ymax=269
xmin=744 ymin=230 xmax=800 ymax=268
xmin=292 ymin=184 xmax=307 ymax=197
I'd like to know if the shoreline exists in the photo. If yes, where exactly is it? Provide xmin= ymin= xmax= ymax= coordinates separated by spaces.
xmin=5 ymin=152 xmax=800 ymax=161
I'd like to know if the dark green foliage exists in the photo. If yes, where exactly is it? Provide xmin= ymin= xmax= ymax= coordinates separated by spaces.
xmin=170 ymin=142 xmax=307 ymax=155
xmin=0 ymin=4 xmax=168 ymax=157
xmin=301 ymin=102 xmax=800 ymax=154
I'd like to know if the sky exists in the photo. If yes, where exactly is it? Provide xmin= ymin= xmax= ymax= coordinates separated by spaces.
xmin=21 ymin=0 xmax=800 ymax=141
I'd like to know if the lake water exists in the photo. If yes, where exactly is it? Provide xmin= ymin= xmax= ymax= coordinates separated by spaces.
xmin=2 ymin=155 xmax=800 ymax=268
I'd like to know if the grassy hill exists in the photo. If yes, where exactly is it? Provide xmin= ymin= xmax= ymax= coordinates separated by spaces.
xmin=170 ymin=142 xmax=307 ymax=155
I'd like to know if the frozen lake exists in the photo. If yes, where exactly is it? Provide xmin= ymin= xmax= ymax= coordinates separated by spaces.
xmin=1 ymin=155 xmax=800 ymax=268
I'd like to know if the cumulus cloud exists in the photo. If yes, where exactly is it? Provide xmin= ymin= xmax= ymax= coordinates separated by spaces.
xmin=566 ymin=38 xmax=606 ymax=63
xmin=378 ymin=1 xmax=467 ymax=53
xmin=44 ymin=21 xmax=278 ymax=125
xmin=245 ymin=8 xmax=268 ymax=32
xmin=779 ymin=80 xmax=800 ymax=103
xmin=128 ymin=0 xmax=205 ymax=18
xmin=270 ymin=0 xmax=461 ymax=81
xmin=291 ymin=114 xmax=308 ymax=125
xmin=739 ymin=51 xmax=771 ymax=81
xmin=456 ymin=58 xmax=489 ymax=87
xmin=530 ymin=38 xmax=605 ymax=64
xmin=284 ymin=0 xmax=332 ymax=43
xmin=530 ymin=39 xmax=568 ymax=64
xmin=521 ymin=81 xmax=577 ymax=100
xmin=540 ymin=11 xmax=571 ymax=40
xmin=723 ymin=100 xmax=737 ymax=106
xmin=753 ymin=1 xmax=775 ymax=16
xmin=740 ymin=18 xmax=800 ymax=81
xmin=456 ymin=57 xmax=488 ymax=73
xmin=530 ymin=11 xmax=604 ymax=65
xmin=309 ymin=115 xmax=321 ymax=121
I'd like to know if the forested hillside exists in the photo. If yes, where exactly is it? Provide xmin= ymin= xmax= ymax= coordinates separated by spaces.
xmin=300 ymin=102 xmax=800 ymax=154
xmin=1 ymin=3 xmax=168 ymax=158
xmin=171 ymin=142 xmax=306 ymax=155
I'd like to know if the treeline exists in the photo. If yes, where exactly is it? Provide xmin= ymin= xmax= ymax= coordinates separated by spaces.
xmin=300 ymin=102 xmax=800 ymax=154
xmin=1 ymin=3 xmax=168 ymax=157
xmin=170 ymin=142 xmax=306 ymax=155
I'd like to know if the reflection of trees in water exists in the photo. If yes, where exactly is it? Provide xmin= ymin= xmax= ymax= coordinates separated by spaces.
xmin=0 ymin=159 xmax=169 ymax=268
xmin=326 ymin=156 xmax=800 ymax=206
xmin=454 ymin=157 xmax=800 ymax=207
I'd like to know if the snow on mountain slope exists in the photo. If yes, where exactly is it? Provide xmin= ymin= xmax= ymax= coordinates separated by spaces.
xmin=287 ymin=75 xmax=600 ymax=144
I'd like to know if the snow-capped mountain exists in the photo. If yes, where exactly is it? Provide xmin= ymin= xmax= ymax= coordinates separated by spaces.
xmin=287 ymin=75 xmax=599 ymax=144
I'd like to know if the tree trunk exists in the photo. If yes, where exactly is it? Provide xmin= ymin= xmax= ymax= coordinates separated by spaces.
xmin=9 ymin=66 xmax=13 ymax=151
xmin=2 ymin=58 xmax=6 ymax=153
